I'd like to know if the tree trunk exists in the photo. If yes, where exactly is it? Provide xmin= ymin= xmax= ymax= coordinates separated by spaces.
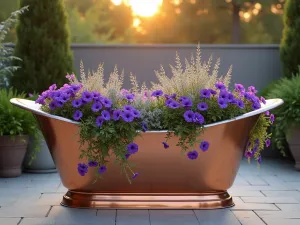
xmin=232 ymin=2 xmax=241 ymax=44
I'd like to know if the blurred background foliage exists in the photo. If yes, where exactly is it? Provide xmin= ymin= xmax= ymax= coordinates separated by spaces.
xmin=0 ymin=0 xmax=285 ymax=44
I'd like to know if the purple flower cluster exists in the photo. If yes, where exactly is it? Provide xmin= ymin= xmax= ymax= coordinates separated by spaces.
xmin=36 ymin=83 xmax=82 ymax=109
xmin=78 ymin=161 xmax=107 ymax=176
xmin=125 ymin=142 xmax=139 ymax=159
xmin=187 ymin=141 xmax=210 ymax=160
xmin=183 ymin=110 xmax=205 ymax=124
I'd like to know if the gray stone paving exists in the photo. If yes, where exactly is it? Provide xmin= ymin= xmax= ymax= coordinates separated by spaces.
xmin=0 ymin=158 xmax=300 ymax=225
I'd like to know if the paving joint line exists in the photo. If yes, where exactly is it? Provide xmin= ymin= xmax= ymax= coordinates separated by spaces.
xmin=17 ymin=217 xmax=23 ymax=225
xmin=45 ymin=206 xmax=53 ymax=217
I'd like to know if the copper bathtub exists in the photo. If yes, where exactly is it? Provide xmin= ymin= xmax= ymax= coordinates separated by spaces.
xmin=10 ymin=98 xmax=283 ymax=209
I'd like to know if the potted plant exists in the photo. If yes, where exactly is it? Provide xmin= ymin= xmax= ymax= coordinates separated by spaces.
xmin=22 ymin=94 xmax=56 ymax=173
xmin=266 ymin=73 xmax=300 ymax=170
xmin=11 ymin=47 xmax=283 ymax=209
xmin=0 ymin=88 xmax=39 ymax=177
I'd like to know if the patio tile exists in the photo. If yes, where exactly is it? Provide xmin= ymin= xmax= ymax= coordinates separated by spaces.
xmin=97 ymin=210 xmax=116 ymax=225
xmin=194 ymin=209 xmax=240 ymax=225
xmin=229 ymin=190 xmax=264 ymax=197
xmin=243 ymin=176 xmax=269 ymax=186
xmin=261 ymin=191 xmax=300 ymax=199
xmin=259 ymin=176 xmax=288 ymax=187
xmin=0 ymin=218 xmax=21 ymax=225
xmin=255 ymin=210 xmax=300 ymax=219
xmin=35 ymin=193 xmax=63 ymax=206
xmin=275 ymin=204 xmax=300 ymax=211
xmin=229 ymin=185 xmax=296 ymax=191
xmin=232 ymin=211 xmax=265 ymax=225
xmin=233 ymin=176 xmax=250 ymax=186
xmin=56 ymin=183 xmax=68 ymax=193
xmin=282 ymin=182 xmax=300 ymax=191
xmin=231 ymin=197 xmax=279 ymax=211
xmin=0 ymin=205 xmax=50 ymax=217
xmin=150 ymin=210 xmax=199 ymax=225
xmin=241 ymin=197 xmax=299 ymax=204
xmin=20 ymin=217 xmax=106 ymax=225
xmin=47 ymin=206 xmax=97 ymax=222
xmin=262 ymin=218 xmax=300 ymax=225
xmin=116 ymin=210 xmax=150 ymax=225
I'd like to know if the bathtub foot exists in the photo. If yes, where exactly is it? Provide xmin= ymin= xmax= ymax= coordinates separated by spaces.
xmin=61 ymin=191 xmax=234 ymax=209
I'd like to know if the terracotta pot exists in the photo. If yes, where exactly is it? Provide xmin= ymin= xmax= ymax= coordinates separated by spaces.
xmin=286 ymin=127 xmax=300 ymax=171
xmin=0 ymin=135 xmax=29 ymax=177
xmin=10 ymin=98 xmax=283 ymax=209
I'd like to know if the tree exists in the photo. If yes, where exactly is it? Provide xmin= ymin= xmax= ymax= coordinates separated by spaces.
xmin=9 ymin=0 xmax=74 ymax=94
xmin=280 ymin=0 xmax=300 ymax=78
xmin=0 ymin=0 xmax=19 ymax=42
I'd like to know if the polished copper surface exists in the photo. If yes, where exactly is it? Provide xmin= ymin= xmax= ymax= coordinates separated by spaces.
xmin=12 ymin=99 xmax=260 ymax=209
xmin=61 ymin=191 xmax=234 ymax=209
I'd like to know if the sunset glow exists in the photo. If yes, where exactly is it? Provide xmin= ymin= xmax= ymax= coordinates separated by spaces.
xmin=111 ymin=0 xmax=163 ymax=17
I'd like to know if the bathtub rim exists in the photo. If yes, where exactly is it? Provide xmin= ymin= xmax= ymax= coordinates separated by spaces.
xmin=10 ymin=98 xmax=283 ymax=131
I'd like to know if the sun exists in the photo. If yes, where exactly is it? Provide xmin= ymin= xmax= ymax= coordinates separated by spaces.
xmin=111 ymin=0 xmax=163 ymax=17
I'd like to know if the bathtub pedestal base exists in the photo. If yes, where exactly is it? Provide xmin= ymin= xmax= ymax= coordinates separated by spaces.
xmin=61 ymin=191 xmax=234 ymax=209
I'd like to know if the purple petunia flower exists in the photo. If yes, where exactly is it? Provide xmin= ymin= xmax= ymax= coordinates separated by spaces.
xmin=179 ymin=96 xmax=189 ymax=102
xmin=219 ymin=91 xmax=229 ymax=100
xmin=113 ymin=110 xmax=121 ymax=121
xmin=98 ymin=165 xmax=107 ymax=174
xmin=91 ymin=102 xmax=102 ymax=112
xmin=73 ymin=110 xmax=83 ymax=121
xmin=132 ymin=109 xmax=141 ymax=118
xmin=101 ymin=97 xmax=112 ymax=108
xmin=237 ymin=99 xmax=245 ymax=109
xmin=218 ymin=98 xmax=228 ymax=109
xmin=59 ymin=92 xmax=70 ymax=103
xmin=141 ymin=121 xmax=148 ymax=132
xmin=125 ymin=93 xmax=135 ymax=102
xmin=248 ymin=86 xmax=258 ymax=94
xmin=56 ymin=101 xmax=64 ymax=108
xmin=187 ymin=150 xmax=198 ymax=160
xmin=265 ymin=111 xmax=270 ymax=116
xmin=200 ymin=141 xmax=210 ymax=152
xmin=121 ymin=111 xmax=135 ymax=122
xmin=151 ymin=90 xmax=163 ymax=97
xmin=168 ymin=100 xmax=180 ymax=109
xmin=252 ymin=102 xmax=261 ymax=110
xmin=101 ymin=110 xmax=111 ymax=121
xmin=123 ymin=105 xmax=134 ymax=111
xmin=162 ymin=142 xmax=169 ymax=149
xmin=70 ymin=84 xmax=81 ymax=93
xmin=91 ymin=91 xmax=101 ymax=100
xmin=82 ymin=91 xmax=93 ymax=103
xmin=183 ymin=110 xmax=195 ymax=122
xmin=260 ymin=96 xmax=266 ymax=104
xmin=88 ymin=161 xmax=98 ymax=167
xmin=200 ymin=89 xmax=211 ymax=98
xmin=132 ymin=172 xmax=139 ymax=179
xmin=77 ymin=163 xmax=88 ymax=176
xmin=209 ymin=89 xmax=217 ymax=95
xmin=127 ymin=143 xmax=139 ymax=154
xmin=71 ymin=99 xmax=82 ymax=108
xmin=181 ymin=98 xmax=193 ymax=108
xmin=35 ymin=96 xmax=46 ymax=105
xmin=253 ymin=144 xmax=259 ymax=153
xmin=193 ymin=112 xmax=205 ymax=124
xmin=52 ymin=91 xmax=62 ymax=101
xmin=49 ymin=84 xmax=57 ymax=91
xmin=227 ymin=93 xmax=235 ymax=103
xmin=270 ymin=114 xmax=275 ymax=124
xmin=96 ymin=116 xmax=104 ymax=127
xmin=49 ymin=100 xmax=57 ymax=110
xmin=197 ymin=102 xmax=208 ymax=111
xmin=125 ymin=153 xmax=131 ymax=159
xmin=234 ymin=84 xmax=245 ymax=93
xmin=244 ymin=151 xmax=254 ymax=158
xmin=215 ymin=81 xmax=226 ymax=90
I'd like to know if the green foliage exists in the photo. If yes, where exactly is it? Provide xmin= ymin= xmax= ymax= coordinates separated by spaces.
xmin=280 ymin=0 xmax=300 ymax=78
xmin=257 ymin=79 xmax=281 ymax=97
xmin=266 ymin=73 xmax=300 ymax=155
xmin=9 ymin=0 xmax=74 ymax=94
xmin=0 ymin=6 xmax=28 ymax=87
xmin=0 ymin=88 xmax=37 ymax=136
